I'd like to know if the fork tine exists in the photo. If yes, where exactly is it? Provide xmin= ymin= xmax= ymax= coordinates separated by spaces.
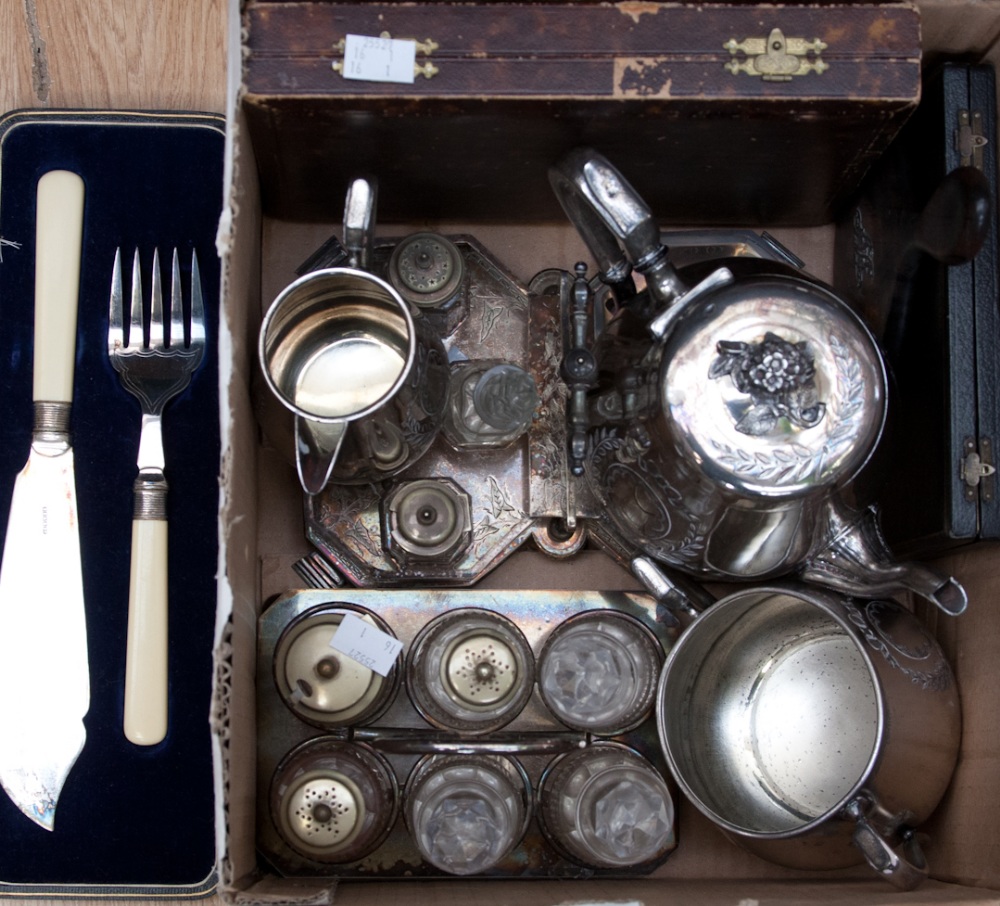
xmin=170 ymin=248 xmax=184 ymax=348
xmin=130 ymin=248 xmax=144 ymax=349
xmin=189 ymin=249 xmax=206 ymax=351
xmin=109 ymin=247 xmax=125 ymax=353
xmin=149 ymin=248 xmax=164 ymax=349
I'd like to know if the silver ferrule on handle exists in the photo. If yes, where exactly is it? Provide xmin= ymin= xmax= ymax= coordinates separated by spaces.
xmin=133 ymin=473 xmax=168 ymax=521
xmin=31 ymin=400 xmax=71 ymax=444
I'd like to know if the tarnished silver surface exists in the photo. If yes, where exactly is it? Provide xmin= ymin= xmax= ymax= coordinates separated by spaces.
xmin=257 ymin=588 xmax=678 ymax=879
xmin=656 ymin=582 xmax=960 ymax=889
xmin=304 ymin=237 xmax=590 ymax=586
xmin=389 ymin=232 xmax=465 ymax=308
xmin=617 ymin=272 xmax=886 ymax=499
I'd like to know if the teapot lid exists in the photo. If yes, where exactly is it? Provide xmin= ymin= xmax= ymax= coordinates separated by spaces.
xmin=659 ymin=274 xmax=886 ymax=498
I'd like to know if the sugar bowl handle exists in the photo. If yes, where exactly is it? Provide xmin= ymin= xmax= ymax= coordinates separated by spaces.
xmin=845 ymin=799 xmax=929 ymax=891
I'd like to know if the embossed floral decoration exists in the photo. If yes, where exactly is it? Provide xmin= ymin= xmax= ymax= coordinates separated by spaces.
xmin=709 ymin=332 xmax=827 ymax=435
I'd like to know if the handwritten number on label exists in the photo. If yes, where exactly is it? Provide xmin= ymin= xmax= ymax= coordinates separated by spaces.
xmin=329 ymin=613 xmax=403 ymax=677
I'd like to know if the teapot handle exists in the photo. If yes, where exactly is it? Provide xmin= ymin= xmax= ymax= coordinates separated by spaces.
xmin=549 ymin=148 xmax=685 ymax=306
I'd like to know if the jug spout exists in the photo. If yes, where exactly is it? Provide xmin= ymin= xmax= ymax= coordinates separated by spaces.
xmin=296 ymin=416 xmax=347 ymax=496
xmin=800 ymin=498 xmax=968 ymax=615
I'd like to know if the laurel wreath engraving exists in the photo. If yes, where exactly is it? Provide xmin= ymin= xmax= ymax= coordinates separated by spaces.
xmin=710 ymin=333 xmax=867 ymax=484
xmin=846 ymin=603 xmax=953 ymax=693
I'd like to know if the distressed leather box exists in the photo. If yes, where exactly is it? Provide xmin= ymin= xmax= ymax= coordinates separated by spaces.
xmin=241 ymin=2 xmax=921 ymax=225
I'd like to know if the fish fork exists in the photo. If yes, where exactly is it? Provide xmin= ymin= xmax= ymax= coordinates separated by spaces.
xmin=109 ymin=247 xmax=205 ymax=746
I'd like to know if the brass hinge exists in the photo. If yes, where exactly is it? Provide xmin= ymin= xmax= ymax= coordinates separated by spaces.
xmin=333 ymin=32 xmax=440 ymax=81
xmin=962 ymin=437 xmax=996 ymax=501
xmin=956 ymin=110 xmax=988 ymax=170
xmin=724 ymin=28 xmax=828 ymax=81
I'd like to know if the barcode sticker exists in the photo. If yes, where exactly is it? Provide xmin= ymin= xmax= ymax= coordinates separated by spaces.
xmin=329 ymin=613 xmax=403 ymax=676
xmin=342 ymin=34 xmax=416 ymax=84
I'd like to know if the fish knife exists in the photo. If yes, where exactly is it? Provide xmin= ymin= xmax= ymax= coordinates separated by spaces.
xmin=0 ymin=169 xmax=88 ymax=831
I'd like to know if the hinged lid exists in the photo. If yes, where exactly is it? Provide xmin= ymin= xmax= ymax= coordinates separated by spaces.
xmin=660 ymin=276 xmax=887 ymax=497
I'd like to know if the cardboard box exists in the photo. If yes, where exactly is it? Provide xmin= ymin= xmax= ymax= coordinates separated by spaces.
xmin=213 ymin=2 xmax=1000 ymax=903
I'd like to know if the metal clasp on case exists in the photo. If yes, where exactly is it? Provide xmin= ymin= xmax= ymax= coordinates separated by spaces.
xmin=725 ymin=27 xmax=828 ymax=81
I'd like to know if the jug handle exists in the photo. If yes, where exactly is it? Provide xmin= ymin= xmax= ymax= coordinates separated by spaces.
xmin=295 ymin=416 xmax=347 ymax=496
xmin=845 ymin=799 xmax=929 ymax=891
xmin=343 ymin=177 xmax=377 ymax=271
xmin=548 ymin=148 xmax=685 ymax=307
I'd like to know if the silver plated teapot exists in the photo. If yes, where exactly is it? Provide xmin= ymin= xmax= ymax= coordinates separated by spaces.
xmin=550 ymin=149 xmax=966 ymax=615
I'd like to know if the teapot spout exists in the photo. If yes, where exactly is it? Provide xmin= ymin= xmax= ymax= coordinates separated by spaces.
xmin=800 ymin=498 xmax=968 ymax=616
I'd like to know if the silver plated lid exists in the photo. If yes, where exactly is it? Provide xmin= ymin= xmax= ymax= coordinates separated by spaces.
xmin=659 ymin=275 xmax=886 ymax=498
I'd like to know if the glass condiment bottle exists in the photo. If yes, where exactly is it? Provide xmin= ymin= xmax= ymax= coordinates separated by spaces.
xmin=538 ymin=742 xmax=675 ymax=869
xmin=404 ymin=753 xmax=531 ymax=875
xmin=537 ymin=610 xmax=663 ymax=734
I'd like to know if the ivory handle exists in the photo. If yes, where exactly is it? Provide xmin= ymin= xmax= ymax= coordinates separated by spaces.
xmin=34 ymin=171 xmax=85 ymax=403
xmin=123 ymin=518 xmax=168 ymax=745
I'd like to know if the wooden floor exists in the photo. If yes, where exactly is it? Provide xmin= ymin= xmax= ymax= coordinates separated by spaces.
xmin=0 ymin=0 xmax=227 ymax=114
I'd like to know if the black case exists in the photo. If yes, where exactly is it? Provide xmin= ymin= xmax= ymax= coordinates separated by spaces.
xmin=0 ymin=110 xmax=223 ymax=897
xmin=834 ymin=63 xmax=1000 ymax=558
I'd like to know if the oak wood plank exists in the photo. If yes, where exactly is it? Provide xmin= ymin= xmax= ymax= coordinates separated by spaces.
xmin=1 ymin=0 xmax=227 ymax=114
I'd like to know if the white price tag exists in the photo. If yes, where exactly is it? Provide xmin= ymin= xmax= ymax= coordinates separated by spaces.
xmin=329 ymin=613 xmax=403 ymax=677
xmin=342 ymin=34 xmax=417 ymax=84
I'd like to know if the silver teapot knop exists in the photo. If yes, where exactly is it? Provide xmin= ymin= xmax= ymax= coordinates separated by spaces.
xmin=550 ymin=148 xmax=966 ymax=615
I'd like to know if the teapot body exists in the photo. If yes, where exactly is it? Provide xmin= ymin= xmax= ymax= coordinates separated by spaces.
xmin=586 ymin=265 xmax=888 ymax=581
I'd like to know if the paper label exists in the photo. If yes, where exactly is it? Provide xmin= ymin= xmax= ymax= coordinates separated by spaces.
xmin=329 ymin=613 xmax=403 ymax=676
xmin=342 ymin=34 xmax=416 ymax=84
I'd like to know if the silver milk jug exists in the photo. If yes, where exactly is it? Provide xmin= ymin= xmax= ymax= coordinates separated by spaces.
xmin=259 ymin=179 xmax=450 ymax=494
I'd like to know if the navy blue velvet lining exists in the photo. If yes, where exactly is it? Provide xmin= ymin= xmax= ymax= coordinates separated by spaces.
xmin=0 ymin=111 xmax=222 ymax=892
